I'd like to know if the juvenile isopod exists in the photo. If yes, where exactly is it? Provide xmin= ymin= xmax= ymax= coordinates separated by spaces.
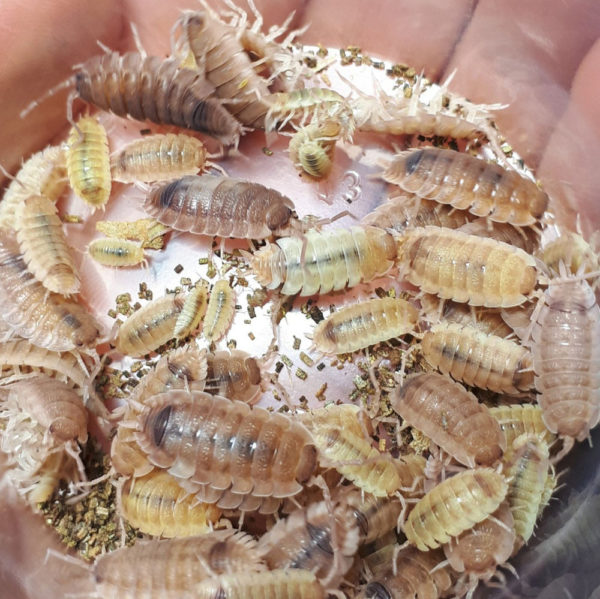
xmin=459 ymin=217 xmax=539 ymax=254
xmin=382 ymin=147 xmax=549 ymax=226
xmin=144 ymin=174 xmax=298 ymax=239
xmin=257 ymin=499 xmax=359 ymax=587
xmin=173 ymin=282 xmax=209 ymax=339
xmin=421 ymin=322 xmax=534 ymax=394
xmin=312 ymin=297 xmax=418 ymax=354
xmin=135 ymin=390 xmax=317 ymax=509
xmin=88 ymin=237 xmax=147 ymax=268
xmin=0 ymin=145 xmax=67 ymax=230
xmin=396 ymin=226 xmax=538 ymax=307
xmin=530 ymin=277 xmax=600 ymax=441
xmin=0 ymin=231 xmax=101 ymax=351
xmin=120 ymin=470 xmax=222 ymax=538
xmin=203 ymin=279 xmax=236 ymax=343
xmin=391 ymin=372 xmax=506 ymax=468
xmin=288 ymin=119 xmax=342 ymax=179
xmin=15 ymin=195 xmax=80 ymax=294
xmin=403 ymin=467 xmax=508 ymax=551
xmin=245 ymin=225 xmax=397 ymax=296
xmin=205 ymin=349 xmax=263 ymax=404
xmin=114 ymin=293 xmax=185 ymax=357
xmin=65 ymin=116 xmax=111 ymax=211
xmin=110 ymin=133 xmax=208 ymax=183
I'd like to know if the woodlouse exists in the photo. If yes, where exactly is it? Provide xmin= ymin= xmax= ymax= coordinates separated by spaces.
xmin=246 ymin=225 xmax=397 ymax=296
xmin=144 ymin=174 xmax=298 ymax=239
xmin=403 ymin=468 xmax=508 ymax=551
xmin=110 ymin=133 xmax=208 ymax=183
xmin=0 ymin=231 xmax=101 ymax=351
xmin=312 ymin=297 xmax=418 ymax=354
xmin=538 ymin=230 xmax=599 ymax=275
xmin=88 ymin=237 xmax=146 ymax=268
xmin=421 ymin=322 xmax=534 ymax=395
xmin=382 ymin=147 xmax=549 ymax=226
xmin=396 ymin=226 xmax=538 ymax=307
xmin=135 ymin=390 xmax=317 ymax=506
xmin=530 ymin=277 xmax=600 ymax=440
xmin=391 ymin=372 xmax=506 ymax=468
xmin=66 ymin=116 xmax=111 ymax=211
xmin=203 ymin=280 xmax=236 ymax=343
xmin=114 ymin=293 xmax=185 ymax=357
xmin=288 ymin=119 xmax=342 ymax=179
xmin=15 ymin=194 xmax=80 ymax=295
xmin=174 ymin=282 xmax=209 ymax=339
xmin=205 ymin=349 xmax=263 ymax=404
xmin=120 ymin=470 xmax=222 ymax=538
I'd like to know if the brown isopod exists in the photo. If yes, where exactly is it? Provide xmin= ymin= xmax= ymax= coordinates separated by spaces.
xmin=288 ymin=119 xmax=342 ymax=179
xmin=135 ymin=390 xmax=317 ymax=507
xmin=391 ymin=372 xmax=506 ymax=468
xmin=459 ymin=217 xmax=539 ymax=254
xmin=114 ymin=293 xmax=185 ymax=357
xmin=110 ymin=133 xmax=208 ymax=183
xmin=403 ymin=468 xmax=508 ymax=551
xmin=0 ymin=230 xmax=101 ymax=352
xmin=66 ymin=116 xmax=111 ymax=211
xmin=245 ymin=225 xmax=397 ymax=296
xmin=174 ymin=282 xmax=209 ymax=339
xmin=15 ymin=194 xmax=80 ymax=295
xmin=396 ymin=226 xmax=538 ymax=307
xmin=312 ymin=297 xmax=418 ymax=354
xmin=0 ymin=145 xmax=68 ymax=230
xmin=530 ymin=277 xmax=600 ymax=441
xmin=6 ymin=375 xmax=88 ymax=444
xmin=381 ymin=147 xmax=549 ymax=226
xmin=120 ymin=470 xmax=222 ymax=538
xmin=144 ymin=174 xmax=298 ymax=239
xmin=22 ymin=52 xmax=242 ymax=146
xmin=92 ymin=530 xmax=266 ymax=598
xmin=205 ymin=349 xmax=263 ymax=404
xmin=203 ymin=279 xmax=236 ymax=343
xmin=421 ymin=322 xmax=534 ymax=394
xmin=88 ymin=237 xmax=147 ymax=268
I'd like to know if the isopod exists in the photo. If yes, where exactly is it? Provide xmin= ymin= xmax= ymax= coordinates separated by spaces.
xmin=0 ymin=230 xmax=101 ymax=351
xmin=174 ymin=282 xmax=209 ymax=339
xmin=538 ymin=230 xmax=599 ymax=275
xmin=312 ymin=297 xmax=418 ymax=354
xmin=119 ymin=470 xmax=222 ymax=538
xmin=245 ymin=225 xmax=397 ymax=296
xmin=530 ymin=277 xmax=600 ymax=441
xmin=288 ymin=119 xmax=342 ymax=179
xmin=88 ymin=237 xmax=146 ymax=268
xmin=391 ymin=372 xmax=506 ymax=468
xmin=0 ymin=145 xmax=67 ymax=230
xmin=205 ymin=349 xmax=263 ymax=404
xmin=15 ymin=194 xmax=80 ymax=294
xmin=65 ymin=116 xmax=111 ymax=211
xmin=403 ymin=467 xmax=508 ymax=551
xmin=135 ymin=390 xmax=317 ymax=508
xmin=396 ymin=226 xmax=538 ymax=307
xmin=144 ymin=174 xmax=298 ymax=239
xmin=114 ymin=293 xmax=185 ymax=357
xmin=110 ymin=133 xmax=208 ymax=183
xmin=421 ymin=322 xmax=534 ymax=394
xmin=381 ymin=147 xmax=548 ymax=226
xmin=257 ymin=499 xmax=360 ymax=587
xmin=459 ymin=217 xmax=539 ymax=254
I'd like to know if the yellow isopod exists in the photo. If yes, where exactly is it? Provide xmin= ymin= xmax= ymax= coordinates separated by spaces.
xmin=203 ymin=279 xmax=236 ymax=343
xmin=88 ymin=237 xmax=147 ymax=268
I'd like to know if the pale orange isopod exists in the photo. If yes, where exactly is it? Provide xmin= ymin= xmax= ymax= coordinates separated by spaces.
xmin=205 ymin=349 xmax=263 ymax=404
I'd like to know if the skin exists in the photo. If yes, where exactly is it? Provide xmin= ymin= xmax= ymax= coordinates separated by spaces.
xmin=0 ymin=1 xmax=598 ymax=597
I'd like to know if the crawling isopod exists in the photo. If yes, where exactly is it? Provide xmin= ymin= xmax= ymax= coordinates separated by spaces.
xmin=203 ymin=279 xmax=236 ymax=343
xmin=403 ymin=468 xmax=508 ymax=551
xmin=288 ymin=119 xmax=341 ymax=179
xmin=110 ymin=133 xmax=208 ymax=183
xmin=312 ymin=297 xmax=418 ymax=354
xmin=145 ymin=174 xmax=298 ymax=239
xmin=88 ymin=237 xmax=147 ymax=268
xmin=0 ymin=145 xmax=68 ymax=230
xmin=114 ymin=293 xmax=185 ymax=357
xmin=396 ymin=226 xmax=538 ymax=307
xmin=92 ymin=530 xmax=266 ymax=597
xmin=66 ymin=116 xmax=111 ymax=211
xmin=135 ymin=390 xmax=317 ymax=509
xmin=0 ymin=231 xmax=101 ymax=351
xmin=22 ymin=52 xmax=243 ymax=146
xmin=174 ymin=282 xmax=209 ymax=339
xmin=459 ymin=218 xmax=539 ymax=254
xmin=15 ymin=195 xmax=80 ymax=294
xmin=391 ymin=372 xmax=506 ymax=468
xmin=421 ymin=322 xmax=534 ymax=394
xmin=538 ymin=230 xmax=599 ymax=275
xmin=530 ymin=277 xmax=600 ymax=441
xmin=205 ymin=349 xmax=263 ymax=404
xmin=382 ymin=147 xmax=548 ymax=226
xmin=120 ymin=470 xmax=222 ymax=538
xmin=245 ymin=225 xmax=397 ymax=296
xmin=257 ymin=499 xmax=360 ymax=587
